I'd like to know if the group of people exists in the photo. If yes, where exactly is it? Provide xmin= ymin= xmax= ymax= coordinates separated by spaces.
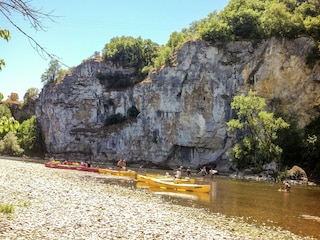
xmin=199 ymin=166 xmax=218 ymax=180
xmin=49 ymin=157 xmax=91 ymax=167
xmin=117 ymin=159 xmax=126 ymax=170
xmin=173 ymin=165 xmax=217 ymax=180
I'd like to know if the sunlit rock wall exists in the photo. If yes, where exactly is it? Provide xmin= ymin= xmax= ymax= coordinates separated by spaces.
xmin=36 ymin=37 xmax=320 ymax=172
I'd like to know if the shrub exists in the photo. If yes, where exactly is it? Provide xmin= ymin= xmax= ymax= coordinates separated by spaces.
xmin=127 ymin=106 xmax=140 ymax=118
xmin=105 ymin=113 xmax=126 ymax=126
xmin=96 ymin=71 xmax=136 ymax=89
xmin=0 ymin=132 xmax=24 ymax=156
xmin=306 ymin=44 xmax=320 ymax=69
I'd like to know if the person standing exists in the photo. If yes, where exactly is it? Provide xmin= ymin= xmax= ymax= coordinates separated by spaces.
xmin=186 ymin=167 xmax=191 ymax=177
xmin=199 ymin=166 xmax=207 ymax=177
xmin=209 ymin=168 xmax=217 ymax=180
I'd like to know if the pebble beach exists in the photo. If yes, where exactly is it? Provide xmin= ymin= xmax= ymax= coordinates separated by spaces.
xmin=0 ymin=159 xmax=315 ymax=240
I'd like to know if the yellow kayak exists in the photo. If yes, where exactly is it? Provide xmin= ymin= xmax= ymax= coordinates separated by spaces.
xmin=99 ymin=168 xmax=136 ymax=178
xmin=149 ymin=178 xmax=211 ymax=193
xmin=137 ymin=174 xmax=154 ymax=183
xmin=138 ymin=175 xmax=210 ymax=193
xmin=144 ymin=174 xmax=195 ymax=184
xmin=148 ymin=187 xmax=210 ymax=203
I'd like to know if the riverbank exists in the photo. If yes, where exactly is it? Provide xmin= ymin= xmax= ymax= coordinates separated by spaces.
xmin=0 ymin=159 xmax=315 ymax=240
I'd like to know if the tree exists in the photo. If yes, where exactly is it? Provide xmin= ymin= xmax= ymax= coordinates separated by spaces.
xmin=23 ymin=88 xmax=39 ymax=104
xmin=0 ymin=104 xmax=12 ymax=118
xmin=103 ymin=36 xmax=159 ymax=72
xmin=41 ymin=59 xmax=66 ymax=85
xmin=227 ymin=90 xmax=289 ymax=170
xmin=17 ymin=115 xmax=38 ymax=153
xmin=0 ymin=116 xmax=20 ymax=138
xmin=0 ymin=131 xmax=24 ymax=156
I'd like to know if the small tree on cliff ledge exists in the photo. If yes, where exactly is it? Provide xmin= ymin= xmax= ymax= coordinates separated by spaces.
xmin=227 ymin=90 xmax=289 ymax=170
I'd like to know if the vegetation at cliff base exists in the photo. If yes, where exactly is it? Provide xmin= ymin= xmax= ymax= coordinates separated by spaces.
xmin=0 ymin=92 xmax=44 ymax=157
xmin=227 ymin=90 xmax=290 ymax=170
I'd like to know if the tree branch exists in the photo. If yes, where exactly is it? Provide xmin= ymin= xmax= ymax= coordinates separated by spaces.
xmin=0 ymin=0 xmax=69 ymax=68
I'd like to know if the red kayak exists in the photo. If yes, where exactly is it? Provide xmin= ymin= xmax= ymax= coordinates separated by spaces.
xmin=45 ymin=162 xmax=99 ymax=172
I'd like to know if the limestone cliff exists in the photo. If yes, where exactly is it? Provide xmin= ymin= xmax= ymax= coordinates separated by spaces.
xmin=36 ymin=37 xmax=320 ymax=172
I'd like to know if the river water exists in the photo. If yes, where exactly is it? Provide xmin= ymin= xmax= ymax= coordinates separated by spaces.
xmin=103 ymin=174 xmax=320 ymax=239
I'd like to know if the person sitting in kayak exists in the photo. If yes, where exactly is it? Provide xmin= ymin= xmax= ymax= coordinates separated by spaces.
xmin=122 ymin=160 xmax=126 ymax=170
xmin=80 ymin=161 xmax=88 ymax=167
xmin=117 ymin=160 xmax=123 ymax=170
xmin=174 ymin=167 xmax=182 ymax=179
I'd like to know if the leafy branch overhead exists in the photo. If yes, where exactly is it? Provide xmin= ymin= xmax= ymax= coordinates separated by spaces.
xmin=0 ymin=0 xmax=66 ymax=72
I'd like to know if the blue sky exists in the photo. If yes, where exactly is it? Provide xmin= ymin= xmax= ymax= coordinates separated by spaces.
xmin=0 ymin=0 xmax=229 ymax=100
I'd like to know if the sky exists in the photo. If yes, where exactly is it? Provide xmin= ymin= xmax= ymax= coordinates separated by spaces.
xmin=0 ymin=0 xmax=229 ymax=100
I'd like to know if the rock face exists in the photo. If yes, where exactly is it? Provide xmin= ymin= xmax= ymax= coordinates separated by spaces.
xmin=288 ymin=165 xmax=308 ymax=182
xmin=36 ymin=37 xmax=320 ymax=172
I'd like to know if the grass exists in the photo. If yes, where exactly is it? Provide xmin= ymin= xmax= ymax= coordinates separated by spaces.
xmin=0 ymin=202 xmax=15 ymax=214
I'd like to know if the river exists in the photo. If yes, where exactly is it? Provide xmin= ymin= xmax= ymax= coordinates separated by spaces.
xmin=103 ymin=174 xmax=320 ymax=239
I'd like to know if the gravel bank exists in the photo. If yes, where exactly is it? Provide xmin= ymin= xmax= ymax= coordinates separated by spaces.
xmin=0 ymin=159 xmax=315 ymax=240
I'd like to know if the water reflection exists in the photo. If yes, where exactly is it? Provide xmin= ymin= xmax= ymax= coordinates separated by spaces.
xmin=99 ymin=175 xmax=319 ymax=239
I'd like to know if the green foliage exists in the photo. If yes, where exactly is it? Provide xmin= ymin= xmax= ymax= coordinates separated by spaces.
xmin=0 ymin=92 xmax=3 ymax=102
xmin=306 ymin=43 xmax=320 ymax=68
xmin=0 ymin=28 xmax=10 ymax=71
xmin=0 ymin=202 xmax=14 ymax=214
xmin=41 ymin=59 xmax=66 ymax=85
xmin=147 ymin=0 xmax=320 ymax=71
xmin=275 ymin=113 xmax=304 ymax=169
xmin=103 ymin=36 xmax=159 ymax=73
xmin=0 ymin=29 xmax=10 ymax=41
xmin=192 ymin=11 xmax=231 ymax=41
xmin=0 ymin=132 xmax=24 ymax=156
xmin=302 ymin=113 xmax=320 ymax=175
xmin=23 ymin=88 xmax=39 ymax=105
xmin=96 ymin=71 xmax=136 ymax=89
xmin=17 ymin=116 xmax=38 ymax=153
xmin=0 ymin=105 xmax=12 ymax=118
xmin=227 ymin=90 xmax=289 ymax=170
xmin=185 ymin=0 xmax=320 ymax=42
xmin=127 ymin=105 xmax=140 ymax=118
xmin=105 ymin=113 xmax=126 ymax=126
xmin=220 ymin=1 xmax=265 ymax=39
xmin=152 ymin=30 xmax=194 ymax=70
xmin=167 ymin=31 xmax=192 ymax=52
xmin=0 ymin=116 xmax=20 ymax=137
xmin=152 ymin=46 xmax=173 ymax=69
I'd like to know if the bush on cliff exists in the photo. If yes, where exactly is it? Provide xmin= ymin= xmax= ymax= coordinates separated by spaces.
xmin=103 ymin=36 xmax=159 ymax=77
xmin=105 ymin=113 xmax=126 ymax=126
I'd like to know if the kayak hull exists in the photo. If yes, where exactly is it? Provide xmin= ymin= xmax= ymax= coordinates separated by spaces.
xmin=98 ymin=168 xmax=136 ymax=178
xmin=137 ymin=174 xmax=210 ymax=193
xmin=45 ymin=163 xmax=99 ymax=172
